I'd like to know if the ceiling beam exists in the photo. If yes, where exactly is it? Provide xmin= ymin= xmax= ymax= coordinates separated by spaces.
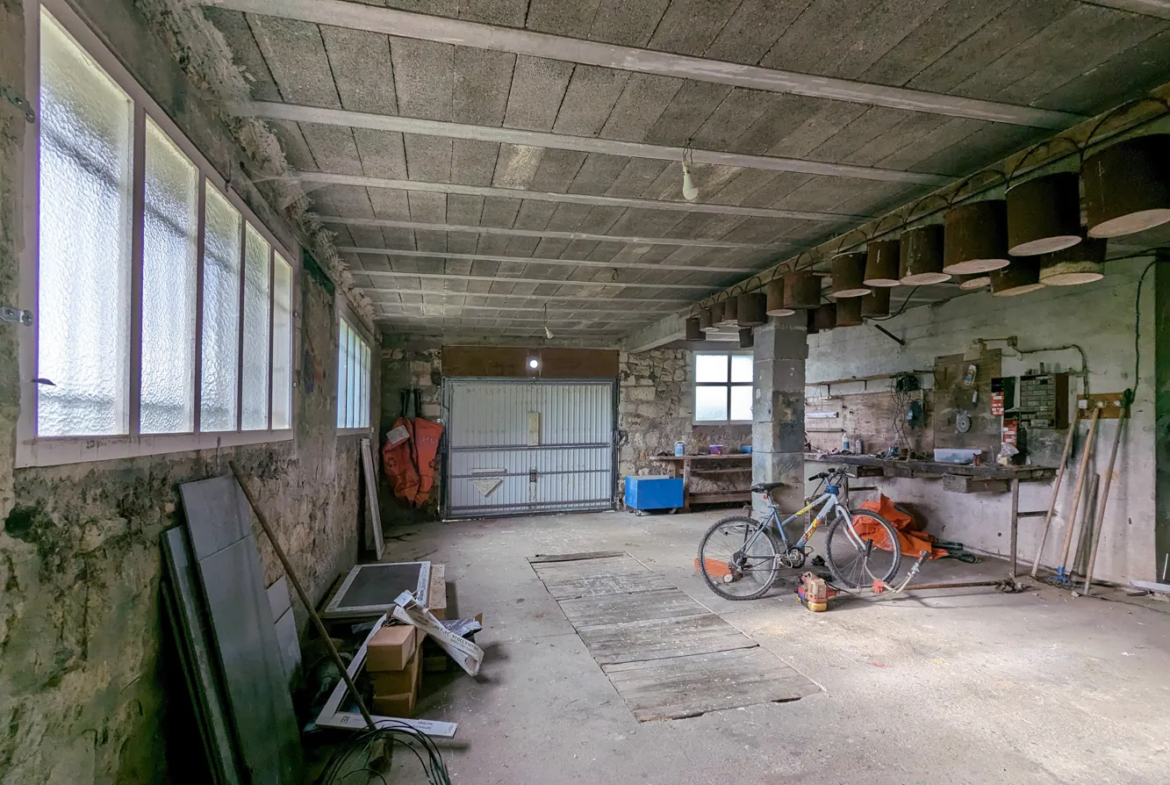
xmin=293 ymin=171 xmax=859 ymax=223
xmin=341 ymin=247 xmax=761 ymax=274
xmin=206 ymin=0 xmax=1083 ymax=129
xmin=364 ymin=289 xmax=689 ymax=304
xmin=1082 ymin=1 xmax=1170 ymax=20
xmin=375 ymin=312 xmax=650 ymax=325
xmin=239 ymin=102 xmax=950 ymax=186
xmin=374 ymin=318 xmax=623 ymax=333
xmin=320 ymin=216 xmax=790 ymax=250
xmin=378 ymin=304 xmax=654 ymax=316
xmin=356 ymin=269 xmax=717 ymax=290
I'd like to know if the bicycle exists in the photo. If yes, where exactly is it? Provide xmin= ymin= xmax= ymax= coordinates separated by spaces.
xmin=697 ymin=467 xmax=902 ymax=600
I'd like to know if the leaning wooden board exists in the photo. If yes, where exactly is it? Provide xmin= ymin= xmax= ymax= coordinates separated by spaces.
xmin=529 ymin=553 xmax=819 ymax=721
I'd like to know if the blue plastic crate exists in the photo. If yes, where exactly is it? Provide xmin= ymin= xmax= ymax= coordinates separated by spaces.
xmin=624 ymin=476 xmax=683 ymax=511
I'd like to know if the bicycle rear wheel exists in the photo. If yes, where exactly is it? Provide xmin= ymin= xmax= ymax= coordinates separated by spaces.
xmin=824 ymin=509 xmax=902 ymax=589
xmin=697 ymin=516 xmax=779 ymax=601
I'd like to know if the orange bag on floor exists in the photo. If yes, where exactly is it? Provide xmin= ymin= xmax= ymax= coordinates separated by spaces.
xmin=853 ymin=494 xmax=949 ymax=559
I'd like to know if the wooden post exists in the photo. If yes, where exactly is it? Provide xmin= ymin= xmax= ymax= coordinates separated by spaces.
xmin=229 ymin=461 xmax=377 ymax=729
xmin=1031 ymin=409 xmax=1078 ymax=578
xmin=1058 ymin=407 xmax=1101 ymax=571
xmin=1010 ymin=478 xmax=1020 ymax=577
xmin=681 ymin=457 xmax=692 ymax=512
xmin=1084 ymin=412 xmax=1127 ymax=595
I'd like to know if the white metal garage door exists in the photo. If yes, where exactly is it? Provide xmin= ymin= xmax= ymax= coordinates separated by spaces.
xmin=443 ymin=379 xmax=616 ymax=518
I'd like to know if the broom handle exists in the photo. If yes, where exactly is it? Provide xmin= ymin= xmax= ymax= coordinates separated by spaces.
xmin=1058 ymin=407 xmax=1100 ymax=571
xmin=1083 ymin=411 xmax=1125 ymax=595
xmin=1030 ymin=410 xmax=1078 ymax=578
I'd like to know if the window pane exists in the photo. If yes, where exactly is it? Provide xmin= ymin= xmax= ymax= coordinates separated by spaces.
xmin=271 ymin=254 xmax=293 ymax=429
xmin=362 ymin=343 xmax=371 ymax=427
xmin=731 ymin=386 xmax=753 ymax=421
xmin=241 ymin=225 xmax=271 ymax=430
xmin=347 ymin=328 xmax=358 ymax=428
xmin=37 ymin=10 xmax=133 ymax=436
xmin=337 ymin=322 xmax=349 ymax=428
xmin=695 ymin=354 xmax=728 ymax=383
xmin=200 ymin=184 xmax=241 ymax=431
xmin=695 ymin=386 xmax=728 ymax=421
xmin=140 ymin=118 xmax=198 ymax=434
xmin=731 ymin=355 xmax=753 ymax=383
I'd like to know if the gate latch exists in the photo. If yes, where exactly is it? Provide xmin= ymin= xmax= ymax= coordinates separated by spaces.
xmin=528 ymin=469 xmax=538 ymax=483
xmin=1 ymin=306 xmax=32 ymax=327
xmin=1 ymin=82 xmax=36 ymax=124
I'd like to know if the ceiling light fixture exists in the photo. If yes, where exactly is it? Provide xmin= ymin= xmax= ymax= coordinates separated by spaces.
xmin=681 ymin=140 xmax=699 ymax=202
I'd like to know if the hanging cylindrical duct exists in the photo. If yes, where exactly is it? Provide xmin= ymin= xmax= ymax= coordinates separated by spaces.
xmin=784 ymin=270 xmax=822 ymax=309
xmin=860 ymin=287 xmax=891 ymax=317
xmin=1039 ymin=237 xmax=1106 ymax=286
xmin=698 ymin=307 xmax=715 ymax=330
xmin=957 ymin=272 xmax=991 ymax=290
xmin=717 ymin=296 xmax=739 ymax=328
xmin=835 ymin=296 xmax=863 ymax=326
xmin=863 ymin=240 xmax=901 ymax=287
xmin=990 ymin=258 xmax=1045 ymax=297
xmin=811 ymin=303 xmax=837 ymax=332
xmin=943 ymin=200 xmax=1011 ymax=274
xmin=899 ymin=225 xmax=949 ymax=285
xmin=806 ymin=307 xmax=819 ymax=335
xmin=709 ymin=301 xmax=725 ymax=330
xmin=765 ymin=280 xmax=794 ymax=316
xmin=685 ymin=316 xmax=704 ymax=341
xmin=1006 ymin=172 xmax=1083 ymax=256
xmin=737 ymin=292 xmax=767 ymax=327
xmin=738 ymin=328 xmax=754 ymax=348
xmin=831 ymin=252 xmax=870 ymax=298
xmin=1083 ymin=135 xmax=1170 ymax=238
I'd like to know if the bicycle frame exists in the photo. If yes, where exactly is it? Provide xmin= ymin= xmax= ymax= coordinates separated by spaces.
xmin=742 ymin=488 xmax=866 ymax=555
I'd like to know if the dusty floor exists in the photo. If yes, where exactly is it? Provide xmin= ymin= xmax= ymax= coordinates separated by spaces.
xmin=379 ymin=509 xmax=1170 ymax=785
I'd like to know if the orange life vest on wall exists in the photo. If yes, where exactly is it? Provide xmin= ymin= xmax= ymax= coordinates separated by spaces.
xmin=381 ymin=417 xmax=444 ymax=507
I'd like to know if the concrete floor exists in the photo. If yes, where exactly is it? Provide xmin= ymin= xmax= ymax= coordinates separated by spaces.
xmin=381 ymin=509 xmax=1170 ymax=785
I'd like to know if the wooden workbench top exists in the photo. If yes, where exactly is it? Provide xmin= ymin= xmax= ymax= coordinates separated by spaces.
xmin=650 ymin=453 xmax=752 ymax=462
xmin=804 ymin=452 xmax=1056 ymax=481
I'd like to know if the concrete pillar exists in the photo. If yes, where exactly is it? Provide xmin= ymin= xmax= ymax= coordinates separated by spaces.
xmin=1155 ymin=255 xmax=1170 ymax=581
xmin=752 ymin=314 xmax=807 ymax=518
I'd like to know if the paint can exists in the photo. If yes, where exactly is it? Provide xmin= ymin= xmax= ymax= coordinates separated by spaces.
xmin=674 ymin=441 xmax=685 ymax=457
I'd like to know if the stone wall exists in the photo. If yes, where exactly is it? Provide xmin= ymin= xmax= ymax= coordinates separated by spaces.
xmin=617 ymin=350 xmax=751 ymax=496
xmin=0 ymin=3 xmax=376 ymax=783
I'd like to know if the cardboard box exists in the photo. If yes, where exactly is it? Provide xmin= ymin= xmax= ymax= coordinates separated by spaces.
xmin=372 ymin=690 xmax=416 ymax=717
xmin=366 ymin=625 xmax=416 ymax=672
xmin=371 ymin=642 xmax=421 ymax=695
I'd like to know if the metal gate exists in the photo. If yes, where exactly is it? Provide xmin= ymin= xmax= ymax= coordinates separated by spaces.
xmin=443 ymin=378 xmax=616 ymax=518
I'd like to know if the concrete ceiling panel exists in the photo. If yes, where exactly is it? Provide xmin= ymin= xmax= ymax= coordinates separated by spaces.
xmin=605 ymin=209 xmax=688 ymax=239
xmin=479 ymin=197 xmax=523 ymax=228
xmin=552 ymin=66 xmax=631 ymax=137
xmin=504 ymin=236 xmax=542 ymax=257
xmin=502 ymin=57 xmax=575 ymax=131
xmin=807 ymin=106 xmax=919 ymax=165
xmin=739 ymin=171 xmax=816 ymax=208
xmin=587 ymin=0 xmax=671 ymax=47
xmin=247 ymin=15 xmax=340 ymax=106
xmin=368 ymin=187 xmax=412 ymax=220
xmin=312 ymin=184 xmax=374 ymax=218
xmin=605 ymin=159 xmax=671 ymax=198
xmin=452 ymin=48 xmax=515 ymax=125
xmin=574 ymin=206 xmax=625 ymax=235
xmin=689 ymin=89 xmax=781 ymax=152
xmin=390 ymin=37 xmax=454 ymax=120
xmin=444 ymin=193 xmax=485 ymax=225
xmin=380 ymin=227 xmax=417 ymax=249
xmin=543 ymin=202 xmax=596 ymax=232
xmin=599 ymin=73 xmax=683 ymax=142
xmin=448 ymin=234 xmax=479 ymax=254
xmin=321 ymin=26 xmax=399 ymax=114
xmin=402 ymin=134 xmax=452 ymax=182
xmin=352 ymin=128 xmax=408 ymax=179
xmin=560 ymin=239 xmax=603 ymax=261
xmin=493 ymin=144 xmax=544 ymax=188
xmin=298 ymin=123 xmax=361 ymax=175
xmin=407 ymin=191 xmax=448 ymax=224
xmin=202 ymin=8 xmax=281 ymax=101
xmin=413 ymin=230 xmax=447 ymax=254
xmin=512 ymin=200 xmax=558 ymax=230
xmin=267 ymin=120 xmax=317 ymax=171
xmin=641 ymin=80 xmax=732 ymax=147
xmin=476 ymin=235 xmax=512 ymax=255
xmin=839 ymin=112 xmax=952 ymax=169
xmin=450 ymin=139 xmax=500 ymax=186
xmin=804 ymin=0 xmax=951 ymax=81
xmin=567 ymin=154 xmax=630 ymax=196
xmin=525 ymin=0 xmax=603 ymax=37
xmin=706 ymin=169 xmax=783 ymax=206
xmin=703 ymin=0 xmax=812 ymax=65
xmin=764 ymin=102 xmax=871 ymax=159
xmin=1037 ymin=28 xmax=1170 ymax=114
xmin=528 ymin=149 xmax=588 ymax=194
xmin=645 ymin=0 xmax=741 ymax=56
xmin=457 ymin=0 xmax=529 ymax=26
xmin=907 ymin=123 xmax=1039 ymax=176
xmin=665 ymin=212 xmax=747 ymax=241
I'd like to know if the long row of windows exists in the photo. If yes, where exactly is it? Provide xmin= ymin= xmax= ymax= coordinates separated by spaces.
xmin=20 ymin=4 xmax=297 ymax=465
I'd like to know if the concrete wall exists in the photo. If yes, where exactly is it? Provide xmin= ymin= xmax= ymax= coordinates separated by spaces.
xmin=0 ymin=2 xmax=376 ymax=783
xmin=806 ymin=257 xmax=1157 ymax=584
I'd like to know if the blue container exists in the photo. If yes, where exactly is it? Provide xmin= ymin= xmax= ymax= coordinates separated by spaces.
xmin=624 ymin=476 xmax=684 ymax=511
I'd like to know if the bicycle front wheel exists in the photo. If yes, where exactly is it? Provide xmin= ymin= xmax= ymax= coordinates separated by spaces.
xmin=824 ymin=510 xmax=902 ymax=589
xmin=697 ymin=516 xmax=779 ymax=601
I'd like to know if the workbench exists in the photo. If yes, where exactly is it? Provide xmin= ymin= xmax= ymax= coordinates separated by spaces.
xmin=649 ymin=454 xmax=752 ymax=511
xmin=805 ymin=453 xmax=1057 ymax=577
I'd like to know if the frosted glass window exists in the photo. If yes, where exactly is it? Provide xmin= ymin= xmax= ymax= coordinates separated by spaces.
xmin=695 ymin=387 xmax=728 ymax=422
xmin=271 ymin=253 xmax=293 ymax=430
xmin=37 ymin=10 xmax=133 ymax=437
xmin=337 ymin=322 xmax=349 ymax=428
xmin=241 ymin=224 xmax=271 ymax=430
xmin=337 ymin=319 xmax=370 ymax=429
xmin=347 ymin=328 xmax=358 ymax=428
xmin=140 ymin=118 xmax=198 ymax=434
xmin=200 ymin=184 xmax=242 ymax=431
xmin=694 ymin=353 xmax=753 ymax=422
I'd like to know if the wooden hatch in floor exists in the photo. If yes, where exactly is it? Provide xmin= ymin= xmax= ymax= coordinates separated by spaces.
xmin=529 ymin=551 xmax=819 ymax=721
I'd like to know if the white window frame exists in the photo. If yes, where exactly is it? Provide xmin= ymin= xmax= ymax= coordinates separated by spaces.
xmin=336 ymin=305 xmax=373 ymax=434
xmin=17 ymin=0 xmax=297 ymax=467
xmin=693 ymin=352 xmax=754 ymax=425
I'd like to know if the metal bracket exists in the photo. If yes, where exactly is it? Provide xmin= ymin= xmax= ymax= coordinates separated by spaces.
xmin=1 ymin=307 xmax=33 ymax=326
xmin=1 ymin=82 xmax=36 ymax=124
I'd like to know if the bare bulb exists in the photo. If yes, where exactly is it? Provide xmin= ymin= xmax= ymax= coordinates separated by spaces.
xmin=544 ymin=326 xmax=554 ymax=339
xmin=681 ymin=162 xmax=699 ymax=202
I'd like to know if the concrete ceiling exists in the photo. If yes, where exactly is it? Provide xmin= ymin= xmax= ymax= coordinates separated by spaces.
xmin=200 ymin=0 xmax=1170 ymax=344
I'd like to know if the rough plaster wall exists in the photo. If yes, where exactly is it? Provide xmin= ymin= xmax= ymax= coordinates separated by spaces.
xmin=617 ymin=350 xmax=750 ymax=493
xmin=378 ymin=339 xmax=443 ymax=523
xmin=806 ymin=257 xmax=1158 ymax=584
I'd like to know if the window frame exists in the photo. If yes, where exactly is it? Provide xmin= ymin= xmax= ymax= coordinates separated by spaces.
xmin=336 ymin=309 xmax=373 ymax=434
xmin=693 ymin=352 xmax=754 ymax=425
xmin=17 ymin=0 xmax=297 ymax=467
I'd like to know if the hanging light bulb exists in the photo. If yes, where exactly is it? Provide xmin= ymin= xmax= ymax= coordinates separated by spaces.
xmin=681 ymin=140 xmax=698 ymax=202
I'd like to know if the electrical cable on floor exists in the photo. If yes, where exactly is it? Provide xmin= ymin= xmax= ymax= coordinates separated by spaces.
xmin=316 ymin=723 xmax=452 ymax=785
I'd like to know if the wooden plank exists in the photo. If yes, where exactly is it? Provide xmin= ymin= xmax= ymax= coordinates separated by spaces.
xmin=442 ymin=345 xmax=619 ymax=377
xmin=688 ymin=492 xmax=752 ymax=504
xmin=360 ymin=438 xmax=385 ymax=559
xmin=532 ymin=556 xmax=674 ymax=600
xmin=1077 ymin=392 xmax=1129 ymax=420
xmin=603 ymin=647 xmax=820 ymax=722
xmin=942 ymin=474 xmax=1010 ymax=494
xmin=558 ymin=588 xmax=711 ymax=631
xmin=528 ymin=550 xmax=627 ymax=564
xmin=579 ymin=614 xmax=756 ymax=666
xmin=427 ymin=563 xmax=447 ymax=620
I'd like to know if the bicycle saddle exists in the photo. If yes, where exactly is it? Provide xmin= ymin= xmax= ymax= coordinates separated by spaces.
xmin=750 ymin=481 xmax=785 ymax=492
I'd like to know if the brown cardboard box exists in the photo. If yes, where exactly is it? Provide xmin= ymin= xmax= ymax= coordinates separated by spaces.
xmin=372 ymin=690 xmax=415 ymax=717
xmin=371 ymin=642 xmax=420 ymax=695
xmin=366 ymin=625 xmax=416 ymax=672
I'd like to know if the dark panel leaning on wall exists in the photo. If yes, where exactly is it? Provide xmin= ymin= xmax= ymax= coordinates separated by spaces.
xmin=442 ymin=346 xmax=621 ymax=378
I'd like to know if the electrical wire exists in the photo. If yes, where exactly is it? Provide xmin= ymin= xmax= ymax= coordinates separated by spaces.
xmin=316 ymin=723 xmax=452 ymax=785
xmin=1133 ymin=252 xmax=1169 ymax=395
xmin=866 ymin=286 xmax=920 ymax=322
